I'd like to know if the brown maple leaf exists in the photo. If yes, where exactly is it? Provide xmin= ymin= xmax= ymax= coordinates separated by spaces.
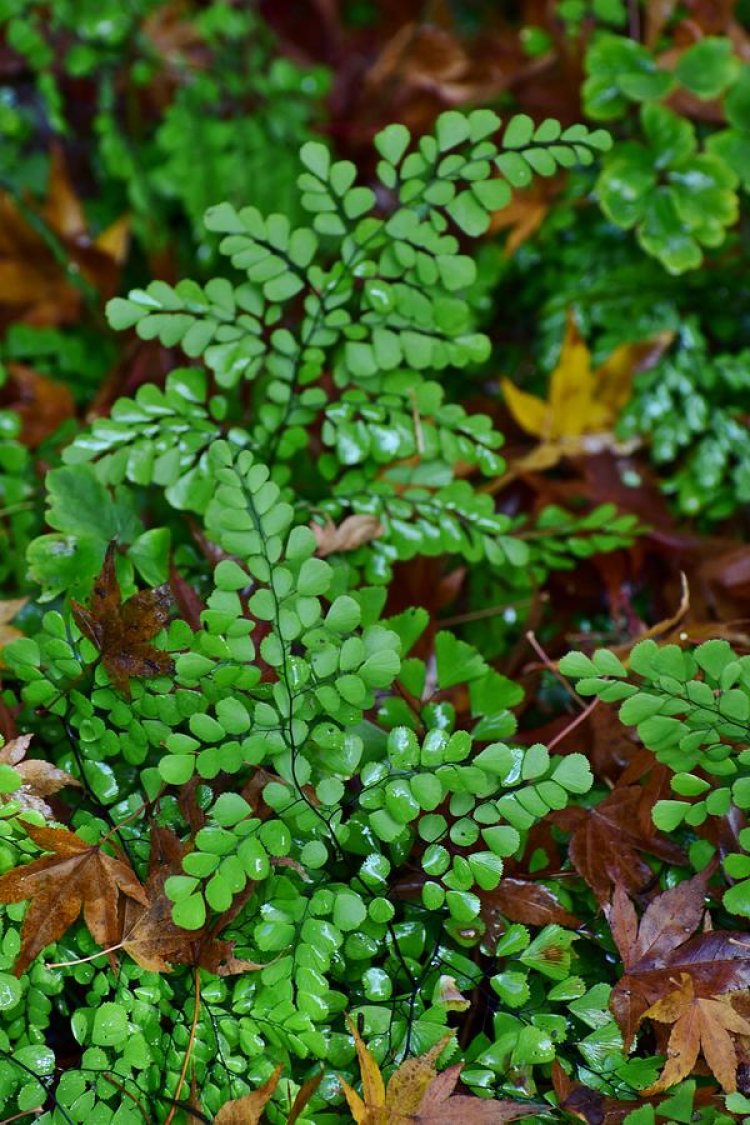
xmin=214 ymin=1065 xmax=283 ymax=1124
xmin=121 ymin=827 xmax=263 ymax=976
xmin=0 ymin=734 xmax=80 ymax=817
xmin=71 ymin=542 xmax=174 ymax=699
xmin=0 ymin=822 xmax=148 ymax=976
xmin=481 ymin=877 xmax=579 ymax=947
xmin=312 ymin=514 xmax=384 ymax=557
xmin=339 ymin=1017 xmax=541 ymax=1123
xmin=606 ymin=874 xmax=750 ymax=1048
xmin=642 ymin=973 xmax=750 ymax=1094
xmin=552 ymin=784 xmax=686 ymax=904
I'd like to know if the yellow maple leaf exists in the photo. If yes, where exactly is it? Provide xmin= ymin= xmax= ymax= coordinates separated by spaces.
xmin=495 ymin=316 xmax=673 ymax=488
xmin=643 ymin=973 xmax=750 ymax=1095
xmin=338 ymin=1017 xmax=541 ymax=1123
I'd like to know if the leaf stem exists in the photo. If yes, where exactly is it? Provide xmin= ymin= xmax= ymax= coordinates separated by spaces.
xmin=165 ymin=967 xmax=201 ymax=1125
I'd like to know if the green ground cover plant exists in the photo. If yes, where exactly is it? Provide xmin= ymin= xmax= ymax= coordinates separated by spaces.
xmin=1 ymin=1 xmax=750 ymax=1122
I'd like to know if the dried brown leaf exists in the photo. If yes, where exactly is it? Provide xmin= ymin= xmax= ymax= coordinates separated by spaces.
xmin=643 ymin=974 xmax=750 ymax=1094
xmin=340 ymin=1018 xmax=543 ymax=1122
xmin=553 ymin=785 xmax=686 ymax=904
xmin=71 ymin=542 xmax=174 ymax=699
xmin=3 ymin=363 xmax=75 ymax=448
xmin=0 ymin=822 xmax=147 ymax=976
xmin=606 ymin=873 xmax=750 ymax=1047
xmin=214 ymin=1064 xmax=283 ymax=1124
xmin=122 ymin=828 xmax=264 ymax=976
xmin=0 ymin=734 xmax=80 ymax=817
xmin=312 ymin=515 xmax=384 ymax=557
xmin=0 ymin=146 xmax=128 ymax=326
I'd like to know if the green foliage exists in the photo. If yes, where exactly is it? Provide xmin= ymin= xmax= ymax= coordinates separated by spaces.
xmin=0 ymin=101 xmax=633 ymax=1122
xmin=561 ymin=636 xmax=750 ymax=918
xmin=618 ymin=322 xmax=750 ymax=518
xmin=5 ymin=1 xmax=750 ymax=1119
xmin=0 ymin=0 xmax=328 ymax=255
xmin=583 ymin=30 xmax=750 ymax=272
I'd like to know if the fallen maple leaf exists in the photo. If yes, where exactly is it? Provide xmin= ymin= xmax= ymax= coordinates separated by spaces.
xmin=606 ymin=874 xmax=750 ymax=1049
xmin=0 ymin=822 xmax=147 ymax=976
xmin=498 ymin=316 xmax=673 ymax=482
xmin=214 ymin=1064 xmax=283 ymax=1124
xmin=552 ymin=784 xmax=686 ymax=905
xmin=312 ymin=515 xmax=384 ymax=557
xmin=71 ymin=542 xmax=174 ymax=699
xmin=339 ymin=1017 xmax=540 ymax=1123
xmin=0 ymin=734 xmax=80 ymax=817
xmin=0 ymin=146 xmax=129 ymax=327
xmin=642 ymin=973 xmax=750 ymax=1094
xmin=481 ymin=877 xmax=579 ymax=945
xmin=121 ymin=827 xmax=264 ymax=976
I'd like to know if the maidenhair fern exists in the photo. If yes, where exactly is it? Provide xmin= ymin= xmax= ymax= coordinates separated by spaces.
xmin=0 ymin=108 xmax=616 ymax=1118
xmin=561 ymin=637 xmax=750 ymax=917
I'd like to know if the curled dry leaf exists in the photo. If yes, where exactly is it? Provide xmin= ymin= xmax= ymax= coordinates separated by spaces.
xmin=0 ymin=822 xmax=147 ymax=976
xmin=312 ymin=514 xmax=384 ymax=557
xmin=0 ymin=734 xmax=80 ymax=817
xmin=71 ymin=541 xmax=174 ymax=699
xmin=433 ymin=974 xmax=470 ymax=1012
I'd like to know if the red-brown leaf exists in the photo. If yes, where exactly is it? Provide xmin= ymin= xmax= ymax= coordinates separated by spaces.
xmin=0 ymin=822 xmax=147 ymax=976
xmin=71 ymin=542 xmax=174 ymax=699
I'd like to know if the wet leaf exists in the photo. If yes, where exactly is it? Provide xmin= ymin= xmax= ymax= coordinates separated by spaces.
xmin=339 ymin=1017 xmax=541 ymax=1122
xmin=71 ymin=541 xmax=174 ymax=698
xmin=0 ymin=822 xmax=147 ymax=976
xmin=214 ymin=1064 xmax=283 ymax=1124
xmin=500 ymin=316 xmax=673 ymax=480
xmin=122 ymin=827 xmax=264 ymax=976
xmin=606 ymin=873 xmax=750 ymax=1047
xmin=643 ymin=973 xmax=750 ymax=1094
xmin=481 ymin=877 xmax=579 ymax=935
xmin=552 ymin=784 xmax=686 ymax=904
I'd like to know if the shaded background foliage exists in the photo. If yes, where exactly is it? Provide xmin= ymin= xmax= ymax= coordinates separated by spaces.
xmin=1 ymin=1 xmax=750 ymax=1123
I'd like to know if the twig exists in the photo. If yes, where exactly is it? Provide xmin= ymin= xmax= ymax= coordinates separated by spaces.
xmin=440 ymin=594 xmax=542 ymax=628
xmin=46 ymin=942 xmax=124 ymax=969
xmin=525 ymin=630 xmax=585 ymax=710
xmin=165 ymin=969 xmax=201 ymax=1125
xmin=101 ymin=1072 xmax=152 ymax=1124
xmin=547 ymin=697 xmax=600 ymax=751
